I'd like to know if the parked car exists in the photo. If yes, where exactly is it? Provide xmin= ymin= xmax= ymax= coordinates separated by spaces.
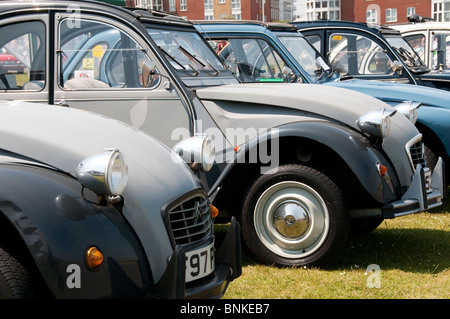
xmin=0 ymin=99 xmax=241 ymax=298
xmin=390 ymin=18 xmax=450 ymax=73
xmin=0 ymin=1 xmax=445 ymax=267
xmin=195 ymin=20 xmax=450 ymax=184
xmin=292 ymin=20 xmax=450 ymax=92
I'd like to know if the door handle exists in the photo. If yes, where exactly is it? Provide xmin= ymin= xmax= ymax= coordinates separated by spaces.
xmin=57 ymin=99 xmax=69 ymax=107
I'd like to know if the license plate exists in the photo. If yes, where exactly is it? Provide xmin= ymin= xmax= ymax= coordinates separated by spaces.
xmin=185 ymin=241 xmax=215 ymax=282
xmin=424 ymin=168 xmax=432 ymax=193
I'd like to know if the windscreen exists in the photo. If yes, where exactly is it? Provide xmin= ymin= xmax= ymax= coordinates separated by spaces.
xmin=146 ymin=28 xmax=227 ymax=76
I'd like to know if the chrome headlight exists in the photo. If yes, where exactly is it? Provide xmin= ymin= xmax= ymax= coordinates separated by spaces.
xmin=394 ymin=101 xmax=421 ymax=124
xmin=357 ymin=109 xmax=397 ymax=139
xmin=76 ymin=149 xmax=128 ymax=196
xmin=172 ymin=135 xmax=215 ymax=172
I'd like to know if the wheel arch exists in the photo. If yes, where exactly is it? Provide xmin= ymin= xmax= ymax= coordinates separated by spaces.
xmin=213 ymin=121 xmax=388 ymax=219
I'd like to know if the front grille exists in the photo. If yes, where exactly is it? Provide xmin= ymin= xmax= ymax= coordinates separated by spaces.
xmin=406 ymin=136 xmax=427 ymax=170
xmin=166 ymin=195 xmax=213 ymax=247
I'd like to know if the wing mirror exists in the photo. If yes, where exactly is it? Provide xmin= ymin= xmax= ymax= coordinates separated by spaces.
xmin=142 ymin=60 xmax=157 ymax=87
xmin=282 ymin=66 xmax=297 ymax=83
xmin=392 ymin=60 xmax=403 ymax=76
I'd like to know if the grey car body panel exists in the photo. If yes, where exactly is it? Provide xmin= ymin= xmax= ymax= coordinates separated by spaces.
xmin=197 ymin=83 xmax=419 ymax=188
xmin=0 ymin=100 xmax=199 ymax=283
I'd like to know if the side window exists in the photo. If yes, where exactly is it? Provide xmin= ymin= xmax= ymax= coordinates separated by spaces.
xmin=0 ymin=21 xmax=45 ymax=91
xmin=430 ymin=33 xmax=450 ymax=70
xmin=58 ymin=19 xmax=159 ymax=89
xmin=305 ymin=34 xmax=321 ymax=51
xmin=214 ymin=38 xmax=288 ymax=82
xmin=404 ymin=34 xmax=426 ymax=63
xmin=446 ymin=35 xmax=450 ymax=68
xmin=329 ymin=33 xmax=393 ymax=75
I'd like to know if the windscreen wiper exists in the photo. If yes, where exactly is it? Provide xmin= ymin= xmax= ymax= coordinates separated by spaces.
xmin=178 ymin=45 xmax=220 ymax=76
xmin=158 ymin=46 xmax=186 ymax=70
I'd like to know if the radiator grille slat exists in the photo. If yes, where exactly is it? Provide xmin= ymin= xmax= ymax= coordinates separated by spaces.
xmin=408 ymin=140 xmax=427 ymax=169
xmin=167 ymin=196 xmax=213 ymax=246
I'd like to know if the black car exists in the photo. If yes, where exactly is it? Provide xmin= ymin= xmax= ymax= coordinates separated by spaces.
xmin=293 ymin=20 xmax=450 ymax=91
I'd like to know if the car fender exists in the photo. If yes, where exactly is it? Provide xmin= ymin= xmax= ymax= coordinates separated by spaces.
xmin=417 ymin=106 xmax=450 ymax=159
xmin=209 ymin=121 xmax=395 ymax=205
xmin=0 ymin=162 xmax=151 ymax=298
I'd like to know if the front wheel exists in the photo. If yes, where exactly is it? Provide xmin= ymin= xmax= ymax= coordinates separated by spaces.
xmin=0 ymin=246 xmax=34 ymax=299
xmin=241 ymin=164 xmax=349 ymax=267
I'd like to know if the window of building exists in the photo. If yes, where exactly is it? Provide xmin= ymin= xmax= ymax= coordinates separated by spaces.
xmin=219 ymin=0 xmax=225 ymax=3
xmin=136 ymin=0 xmax=163 ymax=10
xmin=205 ymin=0 xmax=213 ymax=11
xmin=232 ymin=0 xmax=241 ymax=9
xmin=431 ymin=1 xmax=450 ymax=21
xmin=386 ymin=8 xmax=397 ymax=22
xmin=180 ymin=0 xmax=187 ymax=11
xmin=407 ymin=7 xmax=415 ymax=17
xmin=169 ymin=0 xmax=175 ymax=11
xmin=366 ymin=9 xmax=378 ymax=24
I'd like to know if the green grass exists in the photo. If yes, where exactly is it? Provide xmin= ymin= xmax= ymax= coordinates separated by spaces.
xmin=219 ymin=187 xmax=450 ymax=299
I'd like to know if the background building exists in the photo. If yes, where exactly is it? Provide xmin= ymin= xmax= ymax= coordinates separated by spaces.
xmin=131 ymin=0 xmax=294 ymax=22
xmin=341 ymin=0 xmax=431 ymax=24
xmin=295 ymin=0 xmax=441 ymax=24
xmin=124 ymin=0 xmax=450 ymax=24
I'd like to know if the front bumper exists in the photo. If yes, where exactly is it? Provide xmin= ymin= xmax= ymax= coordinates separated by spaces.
xmin=149 ymin=217 xmax=242 ymax=299
xmin=382 ymin=157 xmax=445 ymax=219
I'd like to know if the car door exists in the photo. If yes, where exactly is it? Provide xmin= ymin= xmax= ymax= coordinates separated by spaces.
xmin=304 ymin=29 xmax=414 ymax=84
xmin=53 ymin=13 xmax=191 ymax=148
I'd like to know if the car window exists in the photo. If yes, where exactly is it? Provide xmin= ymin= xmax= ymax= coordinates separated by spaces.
xmin=0 ymin=21 xmax=45 ymax=91
xmin=146 ymin=28 xmax=226 ymax=77
xmin=404 ymin=34 xmax=426 ymax=64
xmin=215 ymin=38 xmax=289 ymax=82
xmin=431 ymin=33 xmax=450 ymax=69
xmin=328 ymin=33 xmax=393 ymax=75
xmin=305 ymin=34 xmax=321 ymax=52
xmin=58 ymin=18 xmax=160 ymax=89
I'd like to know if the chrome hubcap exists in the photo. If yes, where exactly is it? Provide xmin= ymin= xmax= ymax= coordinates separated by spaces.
xmin=273 ymin=201 xmax=311 ymax=239
xmin=254 ymin=181 xmax=330 ymax=259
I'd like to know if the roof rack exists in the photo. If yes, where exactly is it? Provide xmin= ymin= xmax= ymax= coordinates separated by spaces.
xmin=193 ymin=19 xmax=297 ymax=31
xmin=407 ymin=14 xmax=434 ymax=23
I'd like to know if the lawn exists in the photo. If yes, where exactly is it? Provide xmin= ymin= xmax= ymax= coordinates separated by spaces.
xmin=220 ymin=187 xmax=450 ymax=299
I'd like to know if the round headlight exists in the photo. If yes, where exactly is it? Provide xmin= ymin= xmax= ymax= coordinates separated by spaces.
xmin=394 ymin=101 xmax=421 ymax=124
xmin=172 ymin=135 xmax=215 ymax=172
xmin=76 ymin=149 xmax=128 ymax=196
xmin=357 ymin=109 xmax=397 ymax=139
xmin=106 ymin=151 xmax=128 ymax=195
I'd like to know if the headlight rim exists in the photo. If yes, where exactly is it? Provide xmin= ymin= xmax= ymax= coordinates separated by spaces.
xmin=76 ymin=149 xmax=128 ymax=197
xmin=172 ymin=134 xmax=216 ymax=172
xmin=357 ymin=108 xmax=397 ymax=139
xmin=394 ymin=100 xmax=421 ymax=124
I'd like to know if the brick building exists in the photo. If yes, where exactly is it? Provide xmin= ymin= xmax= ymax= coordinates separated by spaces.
xmin=300 ymin=0 xmax=449 ymax=25
xmin=341 ymin=0 xmax=431 ymax=24
xmin=132 ymin=0 xmax=293 ymax=22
